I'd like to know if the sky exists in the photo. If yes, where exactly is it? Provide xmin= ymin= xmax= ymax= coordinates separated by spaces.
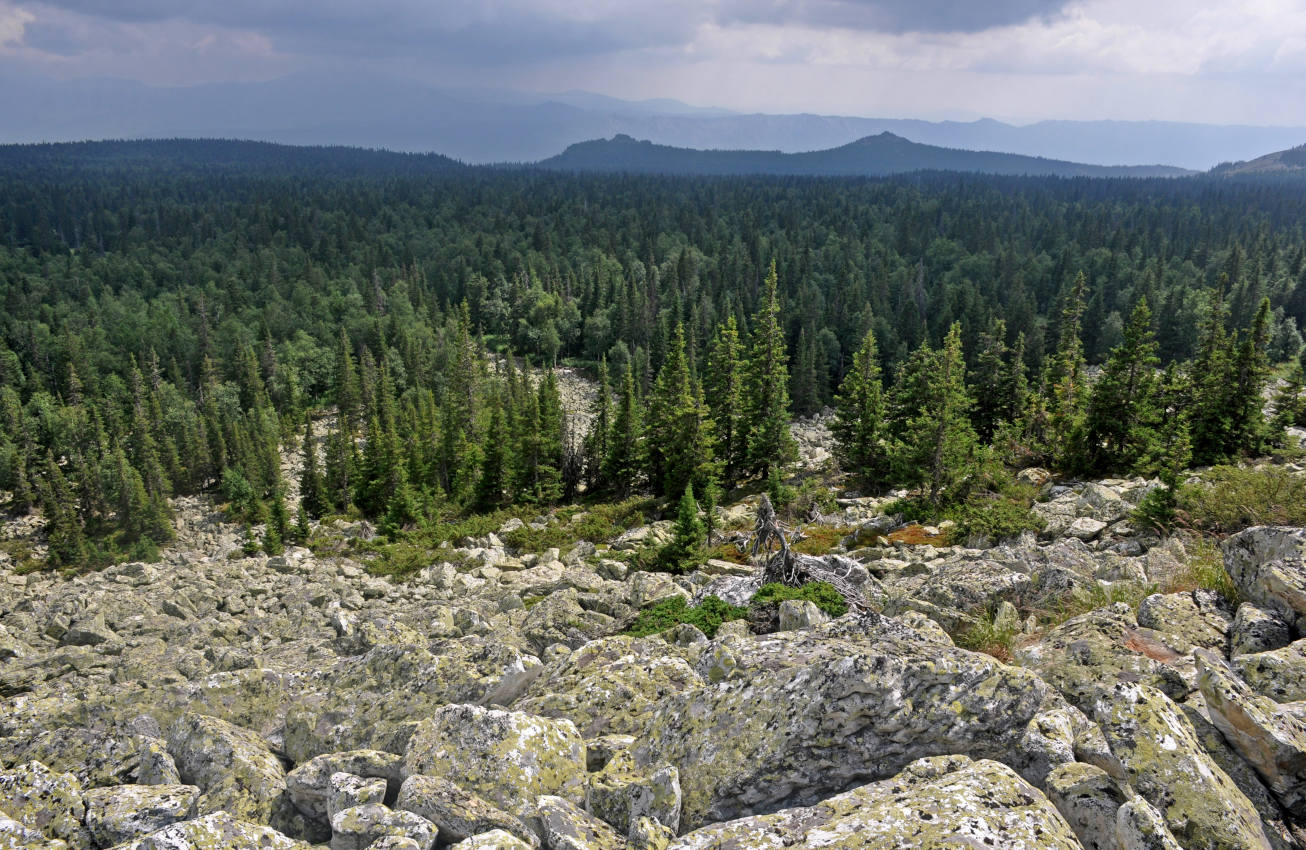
xmin=2 ymin=0 xmax=1306 ymax=125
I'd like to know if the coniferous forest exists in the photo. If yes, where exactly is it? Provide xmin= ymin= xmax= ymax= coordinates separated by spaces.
xmin=2 ymin=139 xmax=1305 ymax=569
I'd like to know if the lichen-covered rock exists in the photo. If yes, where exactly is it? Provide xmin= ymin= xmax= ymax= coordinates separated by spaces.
xmin=1115 ymin=798 xmax=1185 ymax=850
xmin=402 ymin=705 xmax=585 ymax=814
xmin=1231 ymin=604 xmax=1293 ymax=656
xmin=531 ymin=795 xmax=625 ymax=850
xmin=285 ymin=750 xmax=403 ymax=822
xmin=775 ymin=600 xmax=828 ymax=631
xmin=1043 ymin=762 xmax=1127 ymax=850
xmin=1223 ymin=526 xmax=1306 ymax=630
xmin=1234 ymin=638 xmax=1306 ymax=703
xmin=328 ymin=803 xmax=437 ymax=850
xmin=1 ymin=727 xmax=144 ymax=789
xmin=129 ymin=811 xmax=308 ymax=850
xmin=395 ymin=775 xmax=538 ymax=848
xmin=136 ymin=739 xmax=182 ymax=786
xmin=0 ymin=810 xmax=56 ymax=850
xmin=585 ymin=751 xmax=680 ymax=835
xmin=448 ymin=829 xmax=535 ymax=850
xmin=625 ymin=573 xmax=689 ymax=611
xmin=513 ymin=638 xmax=700 ymax=738
xmin=327 ymin=773 xmax=387 ymax=820
xmin=625 ymin=817 xmax=672 ymax=850
xmin=668 ymin=755 xmax=1081 ymax=850
xmin=166 ymin=713 xmax=287 ymax=827
xmin=632 ymin=612 xmax=1080 ymax=829
xmin=1091 ymin=681 xmax=1273 ymax=850
xmin=1014 ymin=603 xmax=1188 ymax=708
xmin=0 ymin=761 xmax=91 ymax=850
xmin=82 ymin=784 xmax=198 ymax=847
xmin=1197 ymin=650 xmax=1306 ymax=818
xmin=1137 ymin=590 xmax=1231 ymax=653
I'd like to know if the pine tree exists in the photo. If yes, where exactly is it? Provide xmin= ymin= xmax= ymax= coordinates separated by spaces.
xmin=832 ymin=327 xmax=891 ymax=489
xmin=1082 ymin=298 xmax=1162 ymax=474
xmin=890 ymin=323 xmax=981 ymax=507
xmin=647 ymin=324 xmax=717 ymax=498
xmin=745 ymin=261 xmax=797 ymax=479
xmin=704 ymin=317 xmax=747 ymax=487
xmin=604 ymin=363 xmax=645 ymax=497
xmin=299 ymin=416 xmax=328 ymax=519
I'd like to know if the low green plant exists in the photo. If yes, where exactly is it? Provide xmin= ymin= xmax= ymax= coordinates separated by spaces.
xmin=954 ymin=611 xmax=1022 ymax=663
xmin=1164 ymin=537 xmax=1242 ymax=604
xmin=1176 ymin=464 xmax=1306 ymax=533
xmin=624 ymin=595 xmax=747 ymax=638
xmin=947 ymin=494 xmax=1044 ymax=545
xmin=750 ymin=581 xmax=848 ymax=617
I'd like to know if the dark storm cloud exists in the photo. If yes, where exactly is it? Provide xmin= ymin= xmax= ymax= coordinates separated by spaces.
xmin=20 ymin=0 xmax=1075 ymax=65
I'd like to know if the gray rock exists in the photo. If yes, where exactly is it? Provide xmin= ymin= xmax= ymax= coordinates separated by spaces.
xmin=1198 ymin=650 xmax=1306 ymax=818
xmin=667 ymin=755 xmax=1082 ymax=850
xmin=1137 ymin=590 xmax=1231 ymax=653
xmin=1043 ymin=762 xmax=1127 ymax=850
xmin=82 ymin=784 xmax=199 ymax=847
xmin=0 ymin=760 xmax=91 ymax=850
xmin=166 ymin=713 xmax=287 ymax=826
xmin=1115 ymin=798 xmax=1185 ymax=850
xmin=1231 ymin=604 xmax=1293 ymax=656
xmin=531 ymin=795 xmax=624 ymax=850
xmin=1223 ymin=526 xmax=1306 ymax=629
xmin=286 ymin=750 xmax=403 ymax=822
xmin=132 ymin=811 xmax=308 ymax=849
xmin=395 ymin=775 xmax=538 ymax=848
xmin=402 ymin=705 xmax=586 ymax=814
xmin=1234 ymin=638 xmax=1306 ymax=703
xmin=327 ymin=773 xmax=387 ymax=820
xmin=328 ymin=804 xmax=436 ymax=850
xmin=776 ymin=600 xmax=828 ymax=631
xmin=448 ymin=829 xmax=536 ymax=850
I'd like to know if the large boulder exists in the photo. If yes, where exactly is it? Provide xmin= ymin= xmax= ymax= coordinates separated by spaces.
xmin=667 ymin=755 xmax=1082 ymax=850
xmin=1197 ymin=651 xmax=1306 ymax=819
xmin=395 ymin=775 xmax=539 ymax=848
xmin=82 ymin=784 xmax=199 ymax=847
xmin=1234 ymin=638 xmax=1306 ymax=703
xmin=1223 ymin=527 xmax=1306 ymax=630
xmin=402 ymin=705 xmax=586 ymax=814
xmin=1043 ymin=762 xmax=1128 ymax=850
xmin=166 ymin=713 xmax=287 ymax=826
xmin=531 ymin=795 xmax=625 ymax=850
xmin=0 ymin=761 xmax=91 ymax=850
xmin=1014 ymin=603 xmax=1188 ymax=708
xmin=285 ymin=750 xmax=403 ymax=822
xmin=328 ymin=803 xmax=437 ymax=850
xmin=1091 ymin=681 xmax=1273 ymax=850
xmin=1137 ymin=590 xmax=1231 ymax=653
xmin=630 ymin=612 xmax=1082 ymax=830
xmin=128 ymin=811 xmax=309 ymax=849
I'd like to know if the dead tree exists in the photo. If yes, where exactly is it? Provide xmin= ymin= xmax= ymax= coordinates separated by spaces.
xmin=749 ymin=494 xmax=873 ymax=612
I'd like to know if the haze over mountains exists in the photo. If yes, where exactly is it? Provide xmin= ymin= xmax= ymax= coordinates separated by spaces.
xmin=3 ymin=70 xmax=1305 ymax=170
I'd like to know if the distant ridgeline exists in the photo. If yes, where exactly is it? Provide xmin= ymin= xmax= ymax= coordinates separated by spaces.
xmin=0 ymin=138 xmax=1304 ymax=570
xmin=535 ymin=132 xmax=1194 ymax=179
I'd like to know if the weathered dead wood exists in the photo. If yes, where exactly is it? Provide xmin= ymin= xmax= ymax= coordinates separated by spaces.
xmin=749 ymin=494 xmax=872 ymax=611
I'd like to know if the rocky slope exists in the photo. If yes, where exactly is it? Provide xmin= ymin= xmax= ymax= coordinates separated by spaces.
xmin=3 ymin=424 xmax=1306 ymax=849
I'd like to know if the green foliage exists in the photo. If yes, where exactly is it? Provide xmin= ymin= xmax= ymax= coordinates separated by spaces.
xmin=947 ymin=494 xmax=1044 ymax=545
xmin=745 ymin=261 xmax=798 ymax=478
xmin=624 ymin=595 xmax=747 ymax=639
xmin=1164 ymin=537 xmax=1242 ymax=605
xmin=1176 ymin=464 xmax=1306 ymax=533
xmin=750 ymin=581 xmax=848 ymax=617
xmin=646 ymin=326 xmax=716 ymax=498
xmin=657 ymin=484 xmax=708 ymax=574
xmin=833 ymin=327 xmax=891 ymax=488
xmin=954 ymin=610 xmax=1023 ymax=663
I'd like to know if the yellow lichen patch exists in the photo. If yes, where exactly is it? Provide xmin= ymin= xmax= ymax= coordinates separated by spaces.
xmin=887 ymin=525 xmax=950 ymax=547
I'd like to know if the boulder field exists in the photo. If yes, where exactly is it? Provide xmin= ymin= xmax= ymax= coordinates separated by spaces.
xmin=4 ymin=472 xmax=1306 ymax=849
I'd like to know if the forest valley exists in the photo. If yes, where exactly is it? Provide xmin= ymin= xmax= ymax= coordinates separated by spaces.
xmin=1 ymin=143 xmax=1306 ymax=572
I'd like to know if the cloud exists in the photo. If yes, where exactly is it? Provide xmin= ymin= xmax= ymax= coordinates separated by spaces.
xmin=712 ymin=0 xmax=1071 ymax=34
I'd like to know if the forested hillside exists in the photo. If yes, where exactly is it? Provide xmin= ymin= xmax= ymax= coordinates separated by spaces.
xmin=2 ymin=139 xmax=1305 ymax=568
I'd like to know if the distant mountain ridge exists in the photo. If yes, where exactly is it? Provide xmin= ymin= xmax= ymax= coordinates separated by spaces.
xmin=537 ymin=133 xmax=1193 ymax=178
xmin=2 ymin=70 xmax=1305 ymax=169
xmin=1213 ymin=142 xmax=1306 ymax=176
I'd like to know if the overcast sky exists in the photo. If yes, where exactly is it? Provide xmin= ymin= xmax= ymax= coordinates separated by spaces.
xmin=2 ymin=0 xmax=1305 ymax=124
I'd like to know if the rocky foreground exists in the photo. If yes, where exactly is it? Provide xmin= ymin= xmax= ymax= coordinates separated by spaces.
xmin=4 ymin=465 xmax=1306 ymax=849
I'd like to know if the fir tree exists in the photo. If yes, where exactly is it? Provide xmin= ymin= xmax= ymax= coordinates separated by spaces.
xmin=604 ymin=363 xmax=645 ymax=497
xmin=832 ymin=327 xmax=891 ymax=489
xmin=1082 ymin=298 xmax=1162 ymax=474
xmin=474 ymin=402 xmax=510 ymax=512
xmin=891 ymin=323 xmax=982 ymax=507
xmin=745 ymin=261 xmax=797 ymax=479
xmin=647 ymin=324 xmax=716 ymax=498
xmin=299 ymin=416 xmax=328 ymax=519
xmin=42 ymin=453 xmax=87 ymax=568
xmin=659 ymin=483 xmax=706 ymax=574
xmin=704 ymin=317 xmax=747 ymax=487
xmin=583 ymin=358 xmax=613 ymax=492
xmin=1045 ymin=271 xmax=1088 ymax=461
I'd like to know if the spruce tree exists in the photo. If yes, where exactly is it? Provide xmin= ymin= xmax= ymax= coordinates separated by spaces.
xmin=647 ymin=324 xmax=716 ymax=498
xmin=42 ymin=453 xmax=87 ymax=569
xmin=1189 ymin=281 xmax=1237 ymax=464
xmin=745 ymin=261 xmax=797 ymax=479
xmin=1083 ymin=298 xmax=1162 ymax=474
xmin=1229 ymin=297 xmax=1273 ymax=456
xmin=1044 ymin=271 xmax=1088 ymax=461
xmin=890 ymin=323 xmax=981 ymax=507
xmin=474 ymin=402 xmax=510 ymax=512
xmin=704 ymin=317 xmax=747 ymax=487
xmin=659 ymin=483 xmax=706 ymax=574
xmin=299 ymin=416 xmax=328 ymax=519
xmin=832 ymin=327 xmax=891 ymax=489
xmin=604 ymin=363 xmax=645 ymax=497
xmin=583 ymin=358 xmax=613 ymax=492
